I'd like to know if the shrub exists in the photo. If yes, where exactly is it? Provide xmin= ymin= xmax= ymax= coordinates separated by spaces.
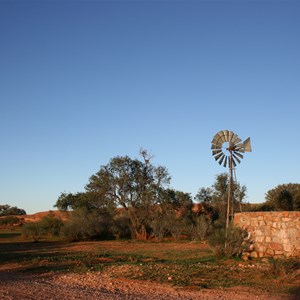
xmin=186 ymin=215 xmax=211 ymax=241
xmin=39 ymin=214 xmax=64 ymax=236
xmin=23 ymin=222 xmax=43 ymax=242
xmin=208 ymin=225 xmax=250 ymax=258
xmin=0 ymin=216 xmax=20 ymax=226
xmin=112 ymin=213 xmax=131 ymax=239
xmin=62 ymin=208 xmax=112 ymax=241
xmin=22 ymin=213 xmax=64 ymax=241
xmin=150 ymin=214 xmax=169 ymax=240
xmin=266 ymin=258 xmax=300 ymax=281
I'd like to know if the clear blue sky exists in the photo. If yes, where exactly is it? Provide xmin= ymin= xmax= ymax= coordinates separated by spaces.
xmin=1 ymin=0 xmax=299 ymax=214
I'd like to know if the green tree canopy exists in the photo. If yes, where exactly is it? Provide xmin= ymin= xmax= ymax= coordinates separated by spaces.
xmin=0 ymin=204 xmax=26 ymax=216
xmin=55 ymin=191 xmax=115 ymax=213
xmin=85 ymin=150 xmax=171 ymax=239
xmin=264 ymin=183 xmax=300 ymax=211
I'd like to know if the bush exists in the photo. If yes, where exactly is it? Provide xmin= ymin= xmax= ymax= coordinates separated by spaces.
xmin=62 ymin=208 xmax=112 ymax=241
xmin=208 ymin=225 xmax=250 ymax=258
xmin=22 ymin=213 xmax=64 ymax=241
xmin=186 ymin=215 xmax=211 ymax=241
xmin=0 ymin=216 xmax=20 ymax=226
xmin=39 ymin=214 xmax=64 ymax=236
xmin=150 ymin=209 xmax=186 ymax=240
xmin=266 ymin=258 xmax=300 ymax=279
xmin=23 ymin=222 xmax=43 ymax=242
xmin=112 ymin=213 xmax=131 ymax=239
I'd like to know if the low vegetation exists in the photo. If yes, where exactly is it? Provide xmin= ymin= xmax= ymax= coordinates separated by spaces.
xmin=0 ymin=236 xmax=299 ymax=297
xmin=0 ymin=216 xmax=20 ymax=226
xmin=22 ymin=212 xmax=64 ymax=242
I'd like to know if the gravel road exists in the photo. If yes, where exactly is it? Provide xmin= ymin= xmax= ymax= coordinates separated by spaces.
xmin=0 ymin=269 xmax=296 ymax=300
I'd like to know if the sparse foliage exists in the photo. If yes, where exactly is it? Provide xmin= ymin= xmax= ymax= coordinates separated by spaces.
xmin=186 ymin=214 xmax=211 ymax=241
xmin=208 ymin=226 xmax=250 ymax=258
xmin=195 ymin=173 xmax=247 ymax=224
xmin=23 ymin=222 xmax=43 ymax=242
xmin=194 ymin=187 xmax=213 ymax=203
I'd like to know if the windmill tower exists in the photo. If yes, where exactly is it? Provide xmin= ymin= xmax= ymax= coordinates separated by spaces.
xmin=211 ymin=130 xmax=252 ymax=236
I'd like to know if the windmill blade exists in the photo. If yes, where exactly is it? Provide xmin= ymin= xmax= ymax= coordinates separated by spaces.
xmin=211 ymin=138 xmax=223 ymax=147
xmin=233 ymin=137 xmax=242 ymax=146
xmin=211 ymin=144 xmax=222 ymax=150
xmin=229 ymin=132 xmax=238 ymax=143
xmin=232 ymin=153 xmax=241 ymax=164
xmin=217 ymin=154 xmax=225 ymax=164
xmin=232 ymin=158 xmax=237 ymax=167
xmin=214 ymin=152 xmax=223 ymax=161
xmin=234 ymin=142 xmax=244 ymax=150
xmin=235 ymin=148 xmax=245 ymax=153
xmin=228 ymin=131 xmax=234 ymax=143
xmin=219 ymin=154 xmax=225 ymax=165
xmin=222 ymin=130 xmax=230 ymax=142
xmin=234 ymin=143 xmax=245 ymax=153
xmin=216 ymin=131 xmax=226 ymax=143
xmin=243 ymin=137 xmax=252 ymax=152
xmin=212 ymin=149 xmax=222 ymax=156
xmin=233 ymin=151 xmax=244 ymax=159
xmin=223 ymin=156 xmax=228 ymax=168
xmin=211 ymin=132 xmax=224 ymax=146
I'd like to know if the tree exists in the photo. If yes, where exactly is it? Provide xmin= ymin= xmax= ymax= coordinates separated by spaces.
xmin=23 ymin=222 xmax=43 ymax=242
xmin=160 ymin=189 xmax=193 ymax=215
xmin=55 ymin=191 xmax=115 ymax=213
xmin=85 ymin=150 xmax=171 ymax=240
xmin=195 ymin=173 xmax=247 ymax=225
xmin=194 ymin=187 xmax=213 ymax=203
xmin=0 ymin=204 xmax=26 ymax=216
xmin=149 ymin=189 xmax=194 ymax=240
xmin=264 ymin=183 xmax=300 ymax=211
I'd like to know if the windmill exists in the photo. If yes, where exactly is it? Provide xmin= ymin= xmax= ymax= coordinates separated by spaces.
xmin=211 ymin=130 xmax=252 ymax=238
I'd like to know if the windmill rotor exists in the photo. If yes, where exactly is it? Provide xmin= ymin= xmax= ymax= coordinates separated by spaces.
xmin=211 ymin=130 xmax=251 ymax=167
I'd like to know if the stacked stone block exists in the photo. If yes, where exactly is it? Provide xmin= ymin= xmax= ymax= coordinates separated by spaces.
xmin=234 ymin=212 xmax=300 ymax=258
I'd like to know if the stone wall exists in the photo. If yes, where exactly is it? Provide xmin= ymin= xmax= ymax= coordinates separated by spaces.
xmin=234 ymin=211 xmax=300 ymax=258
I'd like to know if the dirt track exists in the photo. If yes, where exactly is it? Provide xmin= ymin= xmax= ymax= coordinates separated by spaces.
xmin=0 ymin=268 xmax=296 ymax=300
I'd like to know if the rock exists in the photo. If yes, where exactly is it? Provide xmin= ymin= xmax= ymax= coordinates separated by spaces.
xmin=250 ymin=251 xmax=258 ymax=259
xmin=242 ymin=254 xmax=249 ymax=261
